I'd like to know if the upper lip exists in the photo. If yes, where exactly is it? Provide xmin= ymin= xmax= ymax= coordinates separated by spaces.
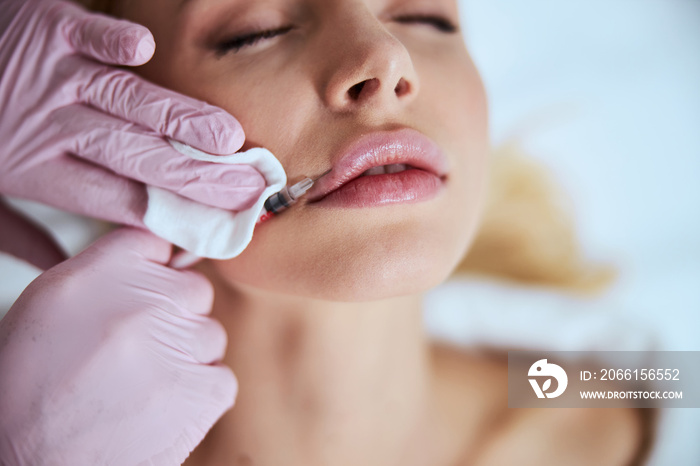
xmin=306 ymin=127 xmax=449 ymax=203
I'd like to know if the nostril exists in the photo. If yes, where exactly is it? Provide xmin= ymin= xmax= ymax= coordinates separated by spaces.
xmin=348 ymin=81 xmax=366 ymax=100
xmin=394 ymin=77 xmax=410 ymax=97
xmin=346 ymin=78 xmax=381 ymax=102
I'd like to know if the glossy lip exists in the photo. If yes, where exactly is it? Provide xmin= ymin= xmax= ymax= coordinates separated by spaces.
xmin=306 ymin=128 xmax=449 ymax=204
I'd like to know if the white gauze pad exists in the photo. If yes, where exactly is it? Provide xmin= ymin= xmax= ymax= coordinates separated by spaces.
xmin=143 ymin=140 xmax=286 ymax=259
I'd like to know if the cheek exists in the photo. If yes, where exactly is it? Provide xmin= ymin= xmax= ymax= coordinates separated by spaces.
xmin=197 ymin=67 xmax=318 ymax=175
xmin=418 ymin=49 xmax=489 ymax=160
xmin=417 ymin=51 xmax=491 ymax=254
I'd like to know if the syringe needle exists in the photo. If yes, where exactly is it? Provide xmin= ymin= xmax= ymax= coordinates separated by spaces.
xmin=256 ymin=168 xmax=333 ymax=226
xmin=313 ymin=168 xmax=332 ymax=182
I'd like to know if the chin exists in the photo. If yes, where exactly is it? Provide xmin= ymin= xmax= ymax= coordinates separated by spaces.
xmin=315 ymin=222 xmax=479 ymax=302
xmin=337 ymin=240 xmax=464 ymax=302
xmin=214 ymin=221 xmax=472 ymax=303
xmin=319 ymin=253 xmax=459 ymax=302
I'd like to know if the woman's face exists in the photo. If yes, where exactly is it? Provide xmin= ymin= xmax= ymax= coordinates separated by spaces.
xmin=120 ymin=0 xmax=489 ymax=301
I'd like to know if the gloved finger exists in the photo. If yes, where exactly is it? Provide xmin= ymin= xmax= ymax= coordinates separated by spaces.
xmin=186 ymin=316 xmax=228 ymax=364
xmin=54 ymin=104 xmax=265 ymax=211
xmin=88 ymin=228 xmax=174 ymax=266
xmin=163 ymin=363 xmax=237 ymax=462
xmin=0 ymin=199 xmax=68 ymax=270
xmin=127 ymin=266 xmax=214 ymax=318
xmin=59 ymin=1 xmax=155 ymax=66
xmin=66 ymin=57 xmax=244 ymax=155
xmin=169 ymin=251 xmax=203 ymax=270
xmin=196 ymin=362 xmax=238 ymax=409
xmin=164 ymin=269 xmax=215 ymax=316
xmin=9 ymin=155 xmax=148 ymax=227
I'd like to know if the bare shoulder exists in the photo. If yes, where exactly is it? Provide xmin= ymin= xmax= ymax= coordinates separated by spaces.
xmin=473 ymin=406 xmax=645 ymax=466
xmin=429 ymin=343 xmax=647 ymax=466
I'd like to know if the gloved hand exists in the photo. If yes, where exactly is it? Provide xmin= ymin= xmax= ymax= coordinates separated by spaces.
xmin=0 ymin=0 xmax=266 ymax=266
xmin=0 ymin=228 xmax=236 ymax=465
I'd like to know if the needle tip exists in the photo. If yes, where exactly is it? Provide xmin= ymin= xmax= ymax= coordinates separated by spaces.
xmin=314 ymin=168 xmax=332 ymax=182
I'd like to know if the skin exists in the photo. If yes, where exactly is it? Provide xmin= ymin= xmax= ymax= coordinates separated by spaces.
xmin=110 ymin=0 xmax=644 ymax=463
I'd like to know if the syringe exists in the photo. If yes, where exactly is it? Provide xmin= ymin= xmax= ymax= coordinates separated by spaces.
xmin=257 ymin=168 xmax=331 ymax=224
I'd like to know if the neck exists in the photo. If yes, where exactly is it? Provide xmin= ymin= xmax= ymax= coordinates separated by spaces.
xmin=195 ymin=261 xmax=444 ymax=465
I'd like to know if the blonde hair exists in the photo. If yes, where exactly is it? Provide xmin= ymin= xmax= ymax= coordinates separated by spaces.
xmin=455 ymin=141 xmax=614 ymax=293
xmin=75 ymin=0 xmax=614 ymax=294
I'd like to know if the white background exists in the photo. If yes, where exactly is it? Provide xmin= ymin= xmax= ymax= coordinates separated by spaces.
xmin=449 ymin=0 xmax=700 ymax=351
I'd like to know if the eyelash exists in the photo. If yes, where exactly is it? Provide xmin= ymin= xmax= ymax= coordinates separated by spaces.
xmin=394 ymin=14 xmax=459 ymax=33
xmin=215 ymin=14 xmax=458 ymax=55
xmin=215 ymin=25 xmax=294 ymax=56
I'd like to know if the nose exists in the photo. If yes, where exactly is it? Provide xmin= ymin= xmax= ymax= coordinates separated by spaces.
xmin=320 ymin=8 xmax=420 ymax=114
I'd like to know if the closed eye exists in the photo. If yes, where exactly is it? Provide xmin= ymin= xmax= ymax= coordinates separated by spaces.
xmin=215 ymin=25 xmax=293 ymax=56
xmin=394 ymin=14 xmax=459 ymax=33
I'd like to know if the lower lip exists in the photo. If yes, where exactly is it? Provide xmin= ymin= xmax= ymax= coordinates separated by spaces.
xmin=310 ymin=169 xmax=445 ymax=208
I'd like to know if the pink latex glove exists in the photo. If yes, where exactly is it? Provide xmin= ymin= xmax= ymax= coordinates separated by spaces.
xmin=0 ymin=0 xmax=266 ymax=266
xmin=0 ymin=228 xmax=236 ymax=465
